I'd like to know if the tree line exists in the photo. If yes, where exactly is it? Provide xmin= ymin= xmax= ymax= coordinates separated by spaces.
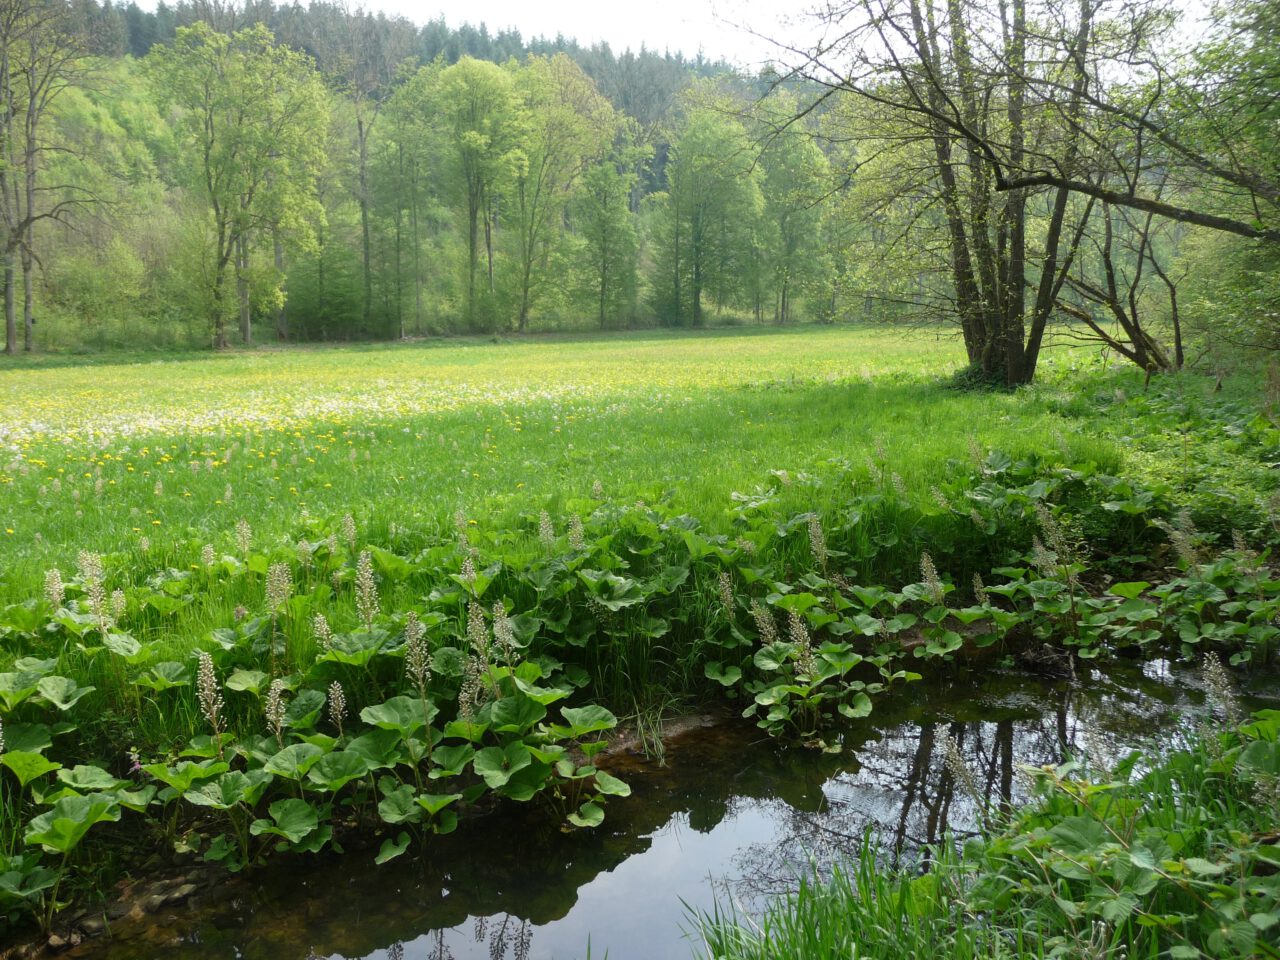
xmin=3 ymin=0 xmax=1278 ymax=387
xmin=6 ymin=0 xmax=848 ymax=351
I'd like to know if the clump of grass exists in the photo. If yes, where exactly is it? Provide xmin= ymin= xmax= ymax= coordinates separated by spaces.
xmin=696 ymin=842 xmax=1011 ymax=959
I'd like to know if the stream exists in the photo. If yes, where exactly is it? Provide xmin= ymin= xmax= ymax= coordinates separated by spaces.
xmin=67 ymin=658 xmax=1271 ymax=960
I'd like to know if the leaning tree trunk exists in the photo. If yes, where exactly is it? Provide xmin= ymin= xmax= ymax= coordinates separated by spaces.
xmin=1000 ymin=0 xmax=1030 ymax=385
xmin=909 ymin=0 xmax=986 ymax=369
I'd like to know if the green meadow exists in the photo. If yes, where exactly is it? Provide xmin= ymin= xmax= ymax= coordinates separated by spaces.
xmin=0 ymin=326 xmax=1120 ymax=600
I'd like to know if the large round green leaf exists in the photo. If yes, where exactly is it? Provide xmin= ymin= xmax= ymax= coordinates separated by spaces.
xmin=488 ymin=694 xmax=547 ymax=733
xmin=1 ymin=751 xmax=61 ymax=788
xmin=262 ymin=743 xmax=325 ymax=780
xmin=141 ymin=759 xmax=229 ymax=794
xmin=249 ymin=798 xmax=319 ymax=844
xmin=555 ymin=705 xmax=617 ymax=738
xmin=24 ymin=793 xmax=121 ymax=854
xmin=359 ymin=695 xmax=437 ymax=735
xmin=35 ymin=676 xmax=95 ymax=712
xmin=56 ymin=764 xmax=126 ymax=792
xmin=472 ymin=742 xmax=532 ymax=789
xmin=305 ymin=750 xmax=372 ymax=792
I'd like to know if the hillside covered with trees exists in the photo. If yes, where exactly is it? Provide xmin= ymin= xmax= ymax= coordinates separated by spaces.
xmin=2 ymin=0 xmax=849 ymax=351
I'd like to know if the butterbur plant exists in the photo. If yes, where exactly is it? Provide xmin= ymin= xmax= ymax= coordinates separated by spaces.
xmin=43 ymin=568 xmax=64 ymax=608
xmin=13 ymin=439 xmax=1280 ymax=929
xmin=941 ymin=732 xmax=985 ymax=823
xmin=458 ymin=655 xmax=484 ymax=722
xmin=265 ymin=562 xmax=293 ymax=672
xmin=458 ymin=604 xmax=495 ymax=722
xmin=235 ymin=518 xmax=252 ymax=556
xmin=492 ymin=602 xmax=516 ymax=665
xmin=931 ymin=484 xmax=952 ymax=511
xmin=568 ymin=515 xmax=586 ymax=551
xmin=196 ymin=651 xmax=226 ymax=757
xmin=718 ymin=572 xmax=735 ymax=621
xmin=266 ymin=562 xmax=293 ymax=611
xmin=749 ymin=599 xmax=776 ymax=645
xmin=1030 ymin=536 xmax=1056 ymax=577
xmin=313 ymin=612 xmax=333 ymax=650
xmin=808 ymin=515 xmax=827 ymax=571
xmin=401 ymin=612 xmax=433 ymax=763
xmin=1034 ymin=503 xmax=1078 ymax=587
xmin=466 ymin=601 xmax=488 ymax=660
xmin=77 ymin=550 xmax=111 ymax=635
xmin=265 ymin=679 xmax=288 ymax=748
xmin=787 ymin=611 xmax=815 ymax=679
xmin=328 ymin=681 xmax=347 ymax=737
xmin=404 ymin=612 xmax=430 ymax=698
xmin=1167 ymin=508 xmax=1200 ymax=568
xmin=109 ymin=589 xmax=126 ymax=622
xmin=355 ymin=551 xmax=378 ymax=629
xmin=919 ymin=552 xmax=945 ymax=606
xmin=454 ymin=507 xmax=470 ymax=549
xmin=1201 ymin=652 xmax=1242 ymax=728
xmin=459 ymin=555 xmax=477 ymax=587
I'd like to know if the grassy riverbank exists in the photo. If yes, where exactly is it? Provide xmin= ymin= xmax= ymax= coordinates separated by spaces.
xmin=698 ymin=693 xmax=1280 ymax=960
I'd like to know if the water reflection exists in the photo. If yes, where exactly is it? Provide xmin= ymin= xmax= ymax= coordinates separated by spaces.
xmin=77 ymin=661 xmax=1268 ymax=960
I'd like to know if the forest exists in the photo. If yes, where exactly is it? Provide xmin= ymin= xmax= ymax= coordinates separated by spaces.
xmin=0 ymin=0 xmax=842 ymax=352
xmin=0 ymin=0 xmax=1271 ymax=378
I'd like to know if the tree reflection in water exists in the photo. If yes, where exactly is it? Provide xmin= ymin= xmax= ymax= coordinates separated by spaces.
xmin=724 ymin=665 xmax=1211 ymax=905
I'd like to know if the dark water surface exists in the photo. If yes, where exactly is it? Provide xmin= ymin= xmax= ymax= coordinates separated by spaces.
xmin=74 ymin=660 xmax=1272 ymax=960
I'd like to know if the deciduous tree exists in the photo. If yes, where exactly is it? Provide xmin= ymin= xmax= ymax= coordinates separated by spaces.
xmin=147 ymin=21 xmax=328 ymax=347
